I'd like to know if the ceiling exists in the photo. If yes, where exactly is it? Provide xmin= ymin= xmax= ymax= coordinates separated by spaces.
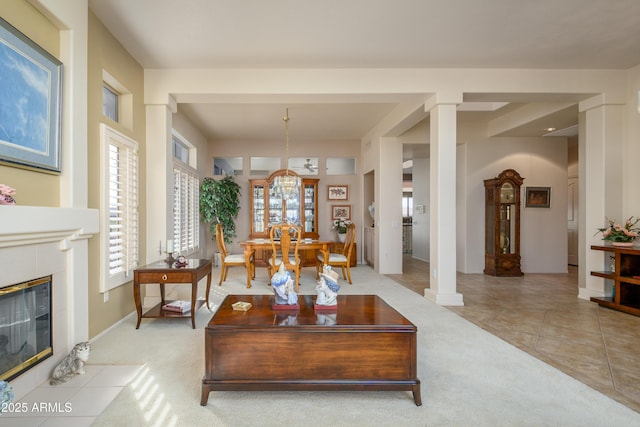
xmin=89 ymin=0 xmax=640 ymax=152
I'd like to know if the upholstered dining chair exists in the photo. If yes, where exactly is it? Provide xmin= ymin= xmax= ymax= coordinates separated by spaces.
xmin=216 ymin=223 xmax=255 ymax=288
xmin=317 ymin=222 xmax=356 ymax=284
xmin=268 ymin=223 xmax=302 ymax=291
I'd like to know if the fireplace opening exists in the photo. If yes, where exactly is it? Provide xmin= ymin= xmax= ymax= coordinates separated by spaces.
xmin=0 ymin=276 xmax=52 ymax=381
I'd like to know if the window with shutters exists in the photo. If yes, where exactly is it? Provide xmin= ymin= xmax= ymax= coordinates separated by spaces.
xmin=100 ymin=124 xmax=139 ymax=292
xmin=172 ymin=134 xmax=199 ymax=255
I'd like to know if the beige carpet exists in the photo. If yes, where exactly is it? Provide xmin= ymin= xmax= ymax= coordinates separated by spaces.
xmin=88 ymin=265 xmax=640 ymax=426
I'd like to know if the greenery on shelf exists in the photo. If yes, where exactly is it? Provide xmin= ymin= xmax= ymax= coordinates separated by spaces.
xmin=200 ymin=176 xmax=241 ymax=244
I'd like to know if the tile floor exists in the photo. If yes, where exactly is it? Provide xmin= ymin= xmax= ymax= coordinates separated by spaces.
xmin=0 ymin=365 xmax=141 ymax=426
xmin=386 ymin=256 xmax=640 ymax=414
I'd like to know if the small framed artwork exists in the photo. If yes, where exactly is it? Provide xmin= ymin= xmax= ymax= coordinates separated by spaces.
xmin=327 ymin=185 xmax=348 ymax=200
xmin=332 ymin=205 xmax=351 ymax=220
xmin=525 ymin=187 xmax=551 ymax=208
xmin=0 ymin=17 xmax=63 ymax=173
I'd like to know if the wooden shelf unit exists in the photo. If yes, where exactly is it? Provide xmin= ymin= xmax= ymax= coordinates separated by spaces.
xmin=590 ymin=244 xmax=640 ymax=316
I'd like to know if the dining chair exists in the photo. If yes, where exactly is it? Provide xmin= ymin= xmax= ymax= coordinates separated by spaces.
xmin=268 ymin=224 xmax=302 ymax=291
xmin=216 ymin=223 xmax=255 ymax=288
xmin=317 ymin=222 xmax=356 ymax=284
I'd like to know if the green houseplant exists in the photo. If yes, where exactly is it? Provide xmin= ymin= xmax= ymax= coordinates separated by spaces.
xmin=200 ymin=176 xmax=241 ymax=245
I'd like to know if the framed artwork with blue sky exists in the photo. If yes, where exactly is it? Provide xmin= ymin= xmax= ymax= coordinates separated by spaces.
xmin=0 ymin=17 xmax=62 ymax=173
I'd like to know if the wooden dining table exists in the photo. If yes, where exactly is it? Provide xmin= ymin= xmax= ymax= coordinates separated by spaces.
xmin=239 ymin=238 xmax=334 ymax=288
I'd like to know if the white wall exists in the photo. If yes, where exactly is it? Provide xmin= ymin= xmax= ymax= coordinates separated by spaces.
xmin=462 ymin=127 xmax=568 ymax=273
xmin=456 ymin=143 xmax=468 ymax=271
xmin=625 ymin=65 xmax=640 ymax=215
xmin=411 ymin=157 xmax=429 ymax=262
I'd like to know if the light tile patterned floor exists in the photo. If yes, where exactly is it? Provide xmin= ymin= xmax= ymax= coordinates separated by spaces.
xmin=0 ymin=365 xmax=141 ymax=426
xmin=387 ymin=256 xmax=640 ymax=414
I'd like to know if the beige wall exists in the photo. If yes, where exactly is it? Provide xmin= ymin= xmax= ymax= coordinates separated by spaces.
xmin=0 ymin=0 xmax=60 ymax=206
xmin=87 ymin=11 xmax=146 ymax=337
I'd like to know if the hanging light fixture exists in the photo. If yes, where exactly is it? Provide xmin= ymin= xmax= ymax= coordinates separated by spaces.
xmin=273 ymin=108 xmax=301 ymax=200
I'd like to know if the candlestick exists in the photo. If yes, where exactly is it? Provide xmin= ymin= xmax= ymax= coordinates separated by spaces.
xmin=167 ymin=239 xmax=174 ymax=253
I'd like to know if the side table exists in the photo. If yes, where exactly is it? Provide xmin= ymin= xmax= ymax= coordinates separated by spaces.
xmin=133 ymin=258 xmax=212 ymax=329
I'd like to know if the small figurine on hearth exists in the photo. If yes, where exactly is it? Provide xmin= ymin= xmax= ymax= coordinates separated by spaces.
xmin=271 ymin=263 xmax=298 ymax=306
xmin=316 ymin=265 xmax=340 ymax=306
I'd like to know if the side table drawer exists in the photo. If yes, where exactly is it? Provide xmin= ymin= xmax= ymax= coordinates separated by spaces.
xmin=136 ymin=271 xmax=193 ymax=283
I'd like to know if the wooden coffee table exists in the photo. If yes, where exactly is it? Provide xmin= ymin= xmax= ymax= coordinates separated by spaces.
xmin=201 ymin=294 xmax=421 ymax=405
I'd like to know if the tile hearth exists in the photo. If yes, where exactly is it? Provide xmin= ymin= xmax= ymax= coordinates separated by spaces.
xmin=1 ymin=365 xmax=141 ymax=426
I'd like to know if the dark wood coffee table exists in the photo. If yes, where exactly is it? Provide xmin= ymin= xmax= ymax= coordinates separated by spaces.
xmin=201 ymin=294 xmax=421 ymax=405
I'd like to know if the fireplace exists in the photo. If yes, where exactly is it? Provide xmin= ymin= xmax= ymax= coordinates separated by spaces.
xmin=0 ymin=206 xmax=98 ymax=401
xmin=0 ymin=276 xmax=52 ymax=381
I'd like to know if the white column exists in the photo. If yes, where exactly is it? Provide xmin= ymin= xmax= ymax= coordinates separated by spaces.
xmin=376 ymin=137 xmax=403 ymax=274
xmin=145 ymin=100 xmax=176 ymax=263
xmin=578 ymin=96 xmax=625 ymax=300
xmin=424 ymin=94 xmax=463 ymax=306
xmin=144 ymin=100 xmax=175 ymax=306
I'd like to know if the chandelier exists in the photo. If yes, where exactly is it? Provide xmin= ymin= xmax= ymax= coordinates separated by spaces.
xmin=273 ymin=108 xmax=301 ymax=200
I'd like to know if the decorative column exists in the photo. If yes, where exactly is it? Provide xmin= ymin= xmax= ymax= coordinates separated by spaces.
xmin=145 ymin=98 xmax=176 ymax=263
xmin=424 ymin=93 xmax=463 ymax=306
xmin=377 ymin=137 xmax=404 ymax=274
xmin=144 ymin=98 xmax=175 ymax=306
xmin=578 ymin=95 xmax=625 ymax=300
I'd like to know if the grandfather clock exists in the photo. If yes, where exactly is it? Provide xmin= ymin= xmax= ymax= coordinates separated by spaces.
xmin=484 ymin=169 xmax=524 ymax=276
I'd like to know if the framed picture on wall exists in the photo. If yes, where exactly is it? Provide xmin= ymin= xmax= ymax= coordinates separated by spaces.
xmin=525 ymin=187 xmax=551 ymax=208
xmin=0 ymin=17 xmax=62 ymax=173
xmin=332 ymin=205 xmax=351 ymax=220
xmin=327 ymin=185 xmax=348 ymax=200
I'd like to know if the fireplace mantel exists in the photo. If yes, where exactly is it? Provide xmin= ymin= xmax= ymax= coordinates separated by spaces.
xmin=0 ymin=206 xmax=99 ymax=248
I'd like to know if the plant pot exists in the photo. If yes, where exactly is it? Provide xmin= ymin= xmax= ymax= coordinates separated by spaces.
xmin=612 ymin=241 xmax=635 ymax=247
xmin=337 ymin=233 xmax=346 ymax=243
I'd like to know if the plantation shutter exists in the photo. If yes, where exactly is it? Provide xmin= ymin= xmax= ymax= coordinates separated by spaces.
xmin=102 ymin=124 xmax=139 ymax=292
xmin=172 ymin=164 xmax=200 ymax=255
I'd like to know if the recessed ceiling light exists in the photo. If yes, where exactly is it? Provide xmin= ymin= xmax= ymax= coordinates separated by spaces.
xmin=544 ymin=127 xmax=557 ymax=132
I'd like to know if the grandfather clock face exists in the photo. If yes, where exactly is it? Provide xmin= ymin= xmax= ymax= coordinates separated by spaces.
xmin=500 ymin=183 xmax=514 ymax=203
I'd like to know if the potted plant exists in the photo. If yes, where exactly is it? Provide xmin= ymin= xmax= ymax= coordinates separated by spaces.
xmin=595 ymin=216 xmax=640 ymax=247
xmin=200 ymin=176 xmax=241 ymax=248
xmin=332 ymin=218 xmax=352 ymax=242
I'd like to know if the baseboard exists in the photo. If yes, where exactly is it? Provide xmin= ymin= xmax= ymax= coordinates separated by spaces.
xmin=424 ymin=289 xmax=464 ymax=306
